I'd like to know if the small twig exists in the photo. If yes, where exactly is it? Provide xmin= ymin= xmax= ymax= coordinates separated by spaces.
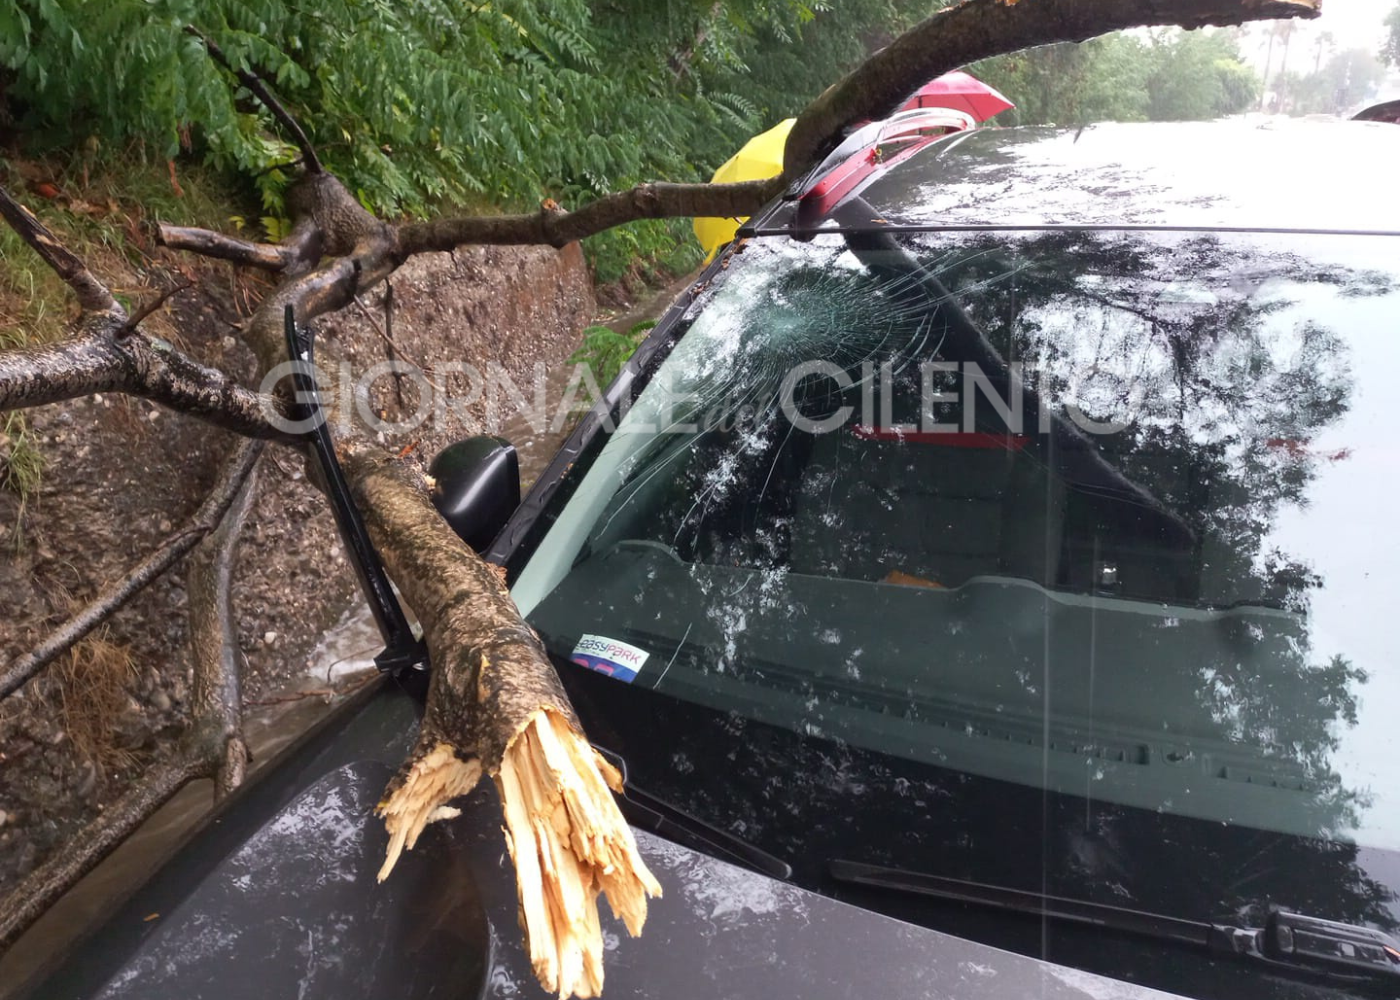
xmin=0 ymin=185 xmax=120 ymax=314
xmin=245 ymin=687 xmax=337 ymax=707
xmin=352 ymin=294 xmax=406 ymax=408
xmin=123 ymin=278 xmax=193 ymax=333
xmin=324 ymin=644 xmax=382 ymax=685
xmin=247 ymin=670 xmax=379 ymax=708
xmin=352 ymin=293 xmax=446 ymax=396
xmin=187 ymin=26 xmax=323 ymax=175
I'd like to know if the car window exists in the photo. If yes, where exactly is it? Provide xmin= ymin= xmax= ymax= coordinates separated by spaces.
xmin=512 ymin=229 xmax=1400 ymax=954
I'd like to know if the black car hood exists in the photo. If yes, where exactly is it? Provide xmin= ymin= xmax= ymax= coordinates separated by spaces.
xmin=17 ymin=690 xmax=1190 ymax=1000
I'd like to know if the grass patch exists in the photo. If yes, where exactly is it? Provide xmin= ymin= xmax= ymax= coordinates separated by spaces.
xmin=44 ymin=630 xmax=139 ymax=775
xmin=0 ymin=221 xmax=70 ymax=347
xmin=0 ymin=151 xmax=251 ymax=349
xmin=1 ymin=411 xmax=44 ymax=551
xmin=1 ymin=411 xmax=44 ymax=499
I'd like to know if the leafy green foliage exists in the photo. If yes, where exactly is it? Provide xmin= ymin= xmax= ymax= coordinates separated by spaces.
xmin=1277 ymin=48 xmax=1388 ymax=115
xmin=0 ymin=0 xmax=932 ymax=274
xmin=568 ymin=320 xmax=656 ymax=387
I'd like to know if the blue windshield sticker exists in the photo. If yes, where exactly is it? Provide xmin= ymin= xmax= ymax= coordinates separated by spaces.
xmin=570 ymin=634 xmax=651 ymax=683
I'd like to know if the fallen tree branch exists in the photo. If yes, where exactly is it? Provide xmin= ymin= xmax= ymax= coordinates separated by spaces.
xmin=398 ymin=177 xmax=784 ymax=254
xmin=345 ymin=451 xmax=659 ymax=1000
xmin=186 ymin=447 xmax=261 ymax=799
xmin=0 ymin=186 xmax=119 ymax=314
xmin=0 ymin=439 xmax=265 ymax=700
xmin=155 ymin=224 xmax=299 ymax=271
xmin=0 ymin=183 xmax=300 ymax=440
xmin=0 ymin=754 xmax=206 ymax=953
xmin=781 ymin=0 xmax=1322 ymax=176
xmin=0 ymin=442 xmax=265 ymax=951
xmin=0 ymin=329 xmax=296 ymax=440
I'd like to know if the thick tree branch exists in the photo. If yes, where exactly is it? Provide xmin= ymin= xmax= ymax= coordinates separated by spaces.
xmin=398 ymin=178 xmax=785 ymax=254
xmin=345 ymin=451 xmax=659 ymax=1000
xmin=0 ymin=440 xmax=265 ymax=700
xmin=782 ymin=0 xmax=1322 ymax=176
xmin=0 ymin=185 xmax=299 ymax=439
xmin=156 ymin=225 xmax=296 ymax=271
xmin=0 ymin=330 xmax=296 ymax=441
xmin=0 ymin=186 xmax=119 ymax=314
xmin=188 ymin=27 xmax=323 ymax=174
xmin=186 ymin=452 xmax=260 ymax=799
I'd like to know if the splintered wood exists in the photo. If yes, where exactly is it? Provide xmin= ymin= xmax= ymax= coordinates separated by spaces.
xmin=376 ymin=742 xmax=482 ymax=882
xmin=498 ymin=710 xmax=662 ymax=1000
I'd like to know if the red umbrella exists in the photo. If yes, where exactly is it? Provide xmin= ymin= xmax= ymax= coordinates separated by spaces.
xmin=899 ymin=71 xmax=1014 ymax=122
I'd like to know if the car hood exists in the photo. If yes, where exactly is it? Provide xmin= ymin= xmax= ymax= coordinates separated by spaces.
xmin=17 ymin=690 xmax=1186 ymax=1000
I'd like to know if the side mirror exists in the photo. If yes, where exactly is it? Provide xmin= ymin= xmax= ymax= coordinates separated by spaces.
xmin=429 ymin=436 xmax=521 ymax=554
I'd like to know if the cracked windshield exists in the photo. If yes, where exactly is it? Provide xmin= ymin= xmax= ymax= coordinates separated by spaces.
xmin=514 ymin=225 xmax=1400 ymax=921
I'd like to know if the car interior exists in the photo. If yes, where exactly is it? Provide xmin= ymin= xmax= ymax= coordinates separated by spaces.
xmin=523 ymin=229 xmax=1332 ymax=836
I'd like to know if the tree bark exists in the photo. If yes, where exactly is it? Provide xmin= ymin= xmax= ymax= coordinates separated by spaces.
xmin=0 ymin=329 xmax=295 ymax=440
xmin=186 ymin=448 xmax=261 ymax=798
xmin=346 ymin=450 xmax=659 ymax=1000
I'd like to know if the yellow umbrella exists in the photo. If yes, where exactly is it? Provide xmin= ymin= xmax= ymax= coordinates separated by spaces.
xmin=694 ymin=118 xmax=795 ymax=261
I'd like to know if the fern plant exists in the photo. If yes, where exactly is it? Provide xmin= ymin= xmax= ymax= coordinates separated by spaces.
xmin=568 ymin=320 xmax=658 ymax=388
xmin=0 ymin=0 xmax=932 ymax=266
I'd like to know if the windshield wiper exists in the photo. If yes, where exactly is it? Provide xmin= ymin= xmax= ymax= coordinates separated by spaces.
xmin=595 ymin=745 xmax=792 ymax=880
xmin=830 ymin=859 xmax=1400 ymax=993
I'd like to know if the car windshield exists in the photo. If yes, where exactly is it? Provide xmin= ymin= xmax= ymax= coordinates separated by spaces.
xmin=510 ymin=227 xmax=1400 ymax=991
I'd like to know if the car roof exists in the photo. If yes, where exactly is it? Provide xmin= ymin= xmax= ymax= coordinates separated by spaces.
xmin=755 ymin=119 xmax=1400 ymax=236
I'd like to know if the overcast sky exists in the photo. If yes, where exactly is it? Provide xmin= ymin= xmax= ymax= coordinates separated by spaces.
xmin=1315 ymin=0 xmax=1393 ymax=50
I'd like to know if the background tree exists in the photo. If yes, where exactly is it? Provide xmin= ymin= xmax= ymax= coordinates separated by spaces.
xmin=1275 ymin=47 xmax=1387 ymax=114
xmin=1385 ymin=1 xmax=1400 ymax=66
xmin=972 ymin=27 xmax=1261 ymax=125
xmin=0 ymin=1 xmax=1326 ymax=996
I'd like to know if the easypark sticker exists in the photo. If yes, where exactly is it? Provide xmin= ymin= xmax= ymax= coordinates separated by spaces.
xmin=570 ymin=634 xmax=651 ymax=683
